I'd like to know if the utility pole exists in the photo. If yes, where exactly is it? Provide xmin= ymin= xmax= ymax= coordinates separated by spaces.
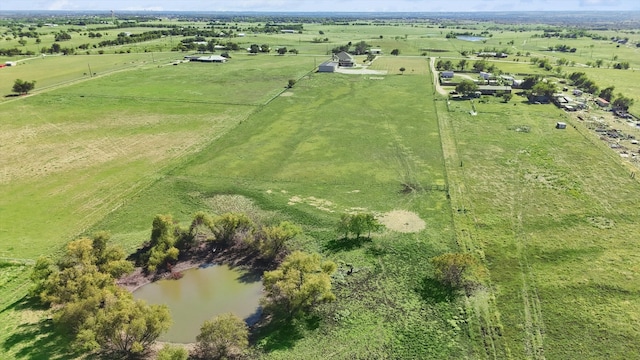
xmin=88 ymin=63 xmax=93 ymax=77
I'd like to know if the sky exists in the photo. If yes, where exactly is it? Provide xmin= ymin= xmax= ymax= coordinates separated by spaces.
xmin=0 ymin=0 xmax=638 ymax=12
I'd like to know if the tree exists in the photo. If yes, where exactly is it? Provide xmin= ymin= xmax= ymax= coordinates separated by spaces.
xmin=531 ymin=81 xmax=557 ymax=97
xmin=287 ymin=79 xmax=296 ymax=88
xmin=145 ymin=214 xmax=180 ymax=272
xmin=256 ymin=221 xmax=301 ymax=260
xmin=390 ymin=48 xmax=400 ymax=56
xmin=263 ymin=251 xmax=337 ymax=317
xmin=337 ymin=213 xmax=383 ymax=239
xmin=473 ymin=60 xmax=488 ymax=72
xmin=353 ymin=40 xmax=370 ymax=55
xmin=455 ymin=79 xmax=479 ymax=96
xmin=457 ymin=59 xmax=467 ymax=71
xmin=12 ymin=79 xmax=36 ymax=94
xmin=76 ymin=295 xmax=171 ymax=356
xmin=599 ymin=86 xmax=615 ymax=101
xmin=399 ymin=67 xmax=406 ymax=75
xmin=194 ymin=313 xmax=249 ymax=359
xmin=212 ymin=212 xmax=254 ymax=246
xmin=431 ymin=253 xmax=486 ymax=294
xmin=612 ymin=94 xmax=634 ymax=111
xmin=249 ymin=44 xmax=260 ymax=54
xmin=520 ymin=75 xmax=540 ymax=90
xmin=502 ymin=93 xmax=513 ymax=103
xmin=277 ymin=47 xmax=287 ymax=55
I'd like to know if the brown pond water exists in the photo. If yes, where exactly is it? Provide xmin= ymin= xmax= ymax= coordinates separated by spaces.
xmin=133 ymin=263 xmax=262 ymax=343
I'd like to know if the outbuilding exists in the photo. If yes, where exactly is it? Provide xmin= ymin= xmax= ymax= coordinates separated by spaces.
xmin=318 ymin=61 xmax=338 ymax=73
xmin=595 ymin=98 xmax=610 ymax=107
xmin=556 ymin=122 xmax=567 ymax=129
xmin=441 ymin=70 xmax=454 ymax=79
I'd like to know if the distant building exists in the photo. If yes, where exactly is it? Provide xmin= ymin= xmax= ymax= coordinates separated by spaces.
xmin=369 ymin=48 xmax=383 ymax=55
xmin=479 ymin=72 xmax=492 ymax=80
xmin=281 ymin=29 xmax=296 ymax=34
xmin=5 ymin=61 xmax=17 ymax=66
xmin=573 ymin=89 xmax=583 ymax=96
xmin=318 ymin=61 xmax=338 ymax=73
xmin=477 ymin=85 xmax=511 ymax=95
xmin=441 ymin=71 xmax=454 ymax=79
xmin=595 ymin=98 xmax=610 ymax=107
xmin=185 ymin=55 xmax=227 ymax=63
xmin=334 ymin=51 xmax=356 ymax=67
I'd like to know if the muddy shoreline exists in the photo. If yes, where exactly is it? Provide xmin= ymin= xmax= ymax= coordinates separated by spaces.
xmin=117 ymin=245 xmax=267 ymax=293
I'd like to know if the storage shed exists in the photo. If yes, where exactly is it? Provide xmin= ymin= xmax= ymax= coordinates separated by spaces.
xmin=556 ymin=122 xmax=567 ymax=129
xmin=318 ymin=61 xmax=338 ymax=73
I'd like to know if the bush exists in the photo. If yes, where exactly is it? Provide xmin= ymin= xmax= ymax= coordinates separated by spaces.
xmin=194 ymin=313 xmax=249 ymax=359
xmin=157 ymin=344 xmax=188 ymax=360
xmin=431 ymin=253 xmax=486 ymax=294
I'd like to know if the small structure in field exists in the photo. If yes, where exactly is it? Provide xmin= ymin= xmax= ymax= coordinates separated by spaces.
xmin=477 ymin=85 xmax=511 ymax=95
xmin=595 ymin=98 xmax=610 ymax=107
xmin=556 ymin=122 xmax=567 ymax=129
xmin=441 ymin=70 xmax=454 ymax=79
xmin=318 ymin=61 xmax=338 ymax=73
xmin=185 ymin=55 xmax=227 ymax=63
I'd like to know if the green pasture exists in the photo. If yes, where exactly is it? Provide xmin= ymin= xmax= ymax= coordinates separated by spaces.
xmin=439 ymin=96 xmax=640 ymax=358
xmin=0 ymin=52 xmax=178 ymax=98
xmin=1 ymin=54 xmax=471 ymax=359
xmin=2 ymin=18 xmax=640 ymax=360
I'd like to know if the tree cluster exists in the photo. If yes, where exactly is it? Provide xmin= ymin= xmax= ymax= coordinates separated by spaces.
xmin=30 ymin=233 xmax=170 ymax=357
xmin=135 ymin=211 xmax=305 ymax=274
xmin=568 ymin=71 xmax=599 ymax=95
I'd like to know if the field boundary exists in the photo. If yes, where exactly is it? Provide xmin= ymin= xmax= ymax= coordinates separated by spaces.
xmin=431 ymin=59 xmax=510 ymax=358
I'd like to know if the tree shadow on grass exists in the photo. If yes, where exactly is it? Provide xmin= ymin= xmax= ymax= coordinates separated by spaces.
xmin=324 ymin=237 xmax=372 ymax=253
xmin=416 ymin=277 xmax=457 ymax=304
xmin=251 ymin=313 xmax=321 ymax=353
xmin=2 ymin=297 xmax=78 ymax=360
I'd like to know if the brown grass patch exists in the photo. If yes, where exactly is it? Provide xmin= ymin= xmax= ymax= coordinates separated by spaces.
xmin=378 ymin=210 xmax=426 ymax=233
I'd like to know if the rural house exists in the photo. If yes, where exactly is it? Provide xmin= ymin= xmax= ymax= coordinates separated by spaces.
xmin=335 ymin=51 xmax=356 ymax=67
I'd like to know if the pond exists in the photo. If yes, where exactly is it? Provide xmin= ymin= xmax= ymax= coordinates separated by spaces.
xmin=457 ymin=35 xmax=485 ymax=42
xmin=133 ymin=264 xmax=263 ymax=343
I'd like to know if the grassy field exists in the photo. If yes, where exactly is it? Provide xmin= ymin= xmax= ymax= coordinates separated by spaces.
xmin=438 ymin=95 xmax=640 ymax=358
xmin=2 ymin=16 xmax=640 ymax=360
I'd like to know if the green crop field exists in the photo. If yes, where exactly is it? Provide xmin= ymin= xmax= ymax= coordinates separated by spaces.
xmin=2 ymin=14 xmax=640 ymax=360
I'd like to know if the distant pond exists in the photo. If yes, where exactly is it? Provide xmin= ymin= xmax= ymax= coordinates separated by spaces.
xmin=133 ymin=264 xmax=263 ymax=343
xmin=457 ymin=36 xmax=485 ymax=42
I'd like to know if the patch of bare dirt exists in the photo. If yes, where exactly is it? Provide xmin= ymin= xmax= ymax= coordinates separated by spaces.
xmin=378 ymin=210 xmax=426 ymax=233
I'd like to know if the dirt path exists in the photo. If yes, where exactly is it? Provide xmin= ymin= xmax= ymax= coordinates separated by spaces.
xmin=430 ymin=57 xmax=448 ymax=96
